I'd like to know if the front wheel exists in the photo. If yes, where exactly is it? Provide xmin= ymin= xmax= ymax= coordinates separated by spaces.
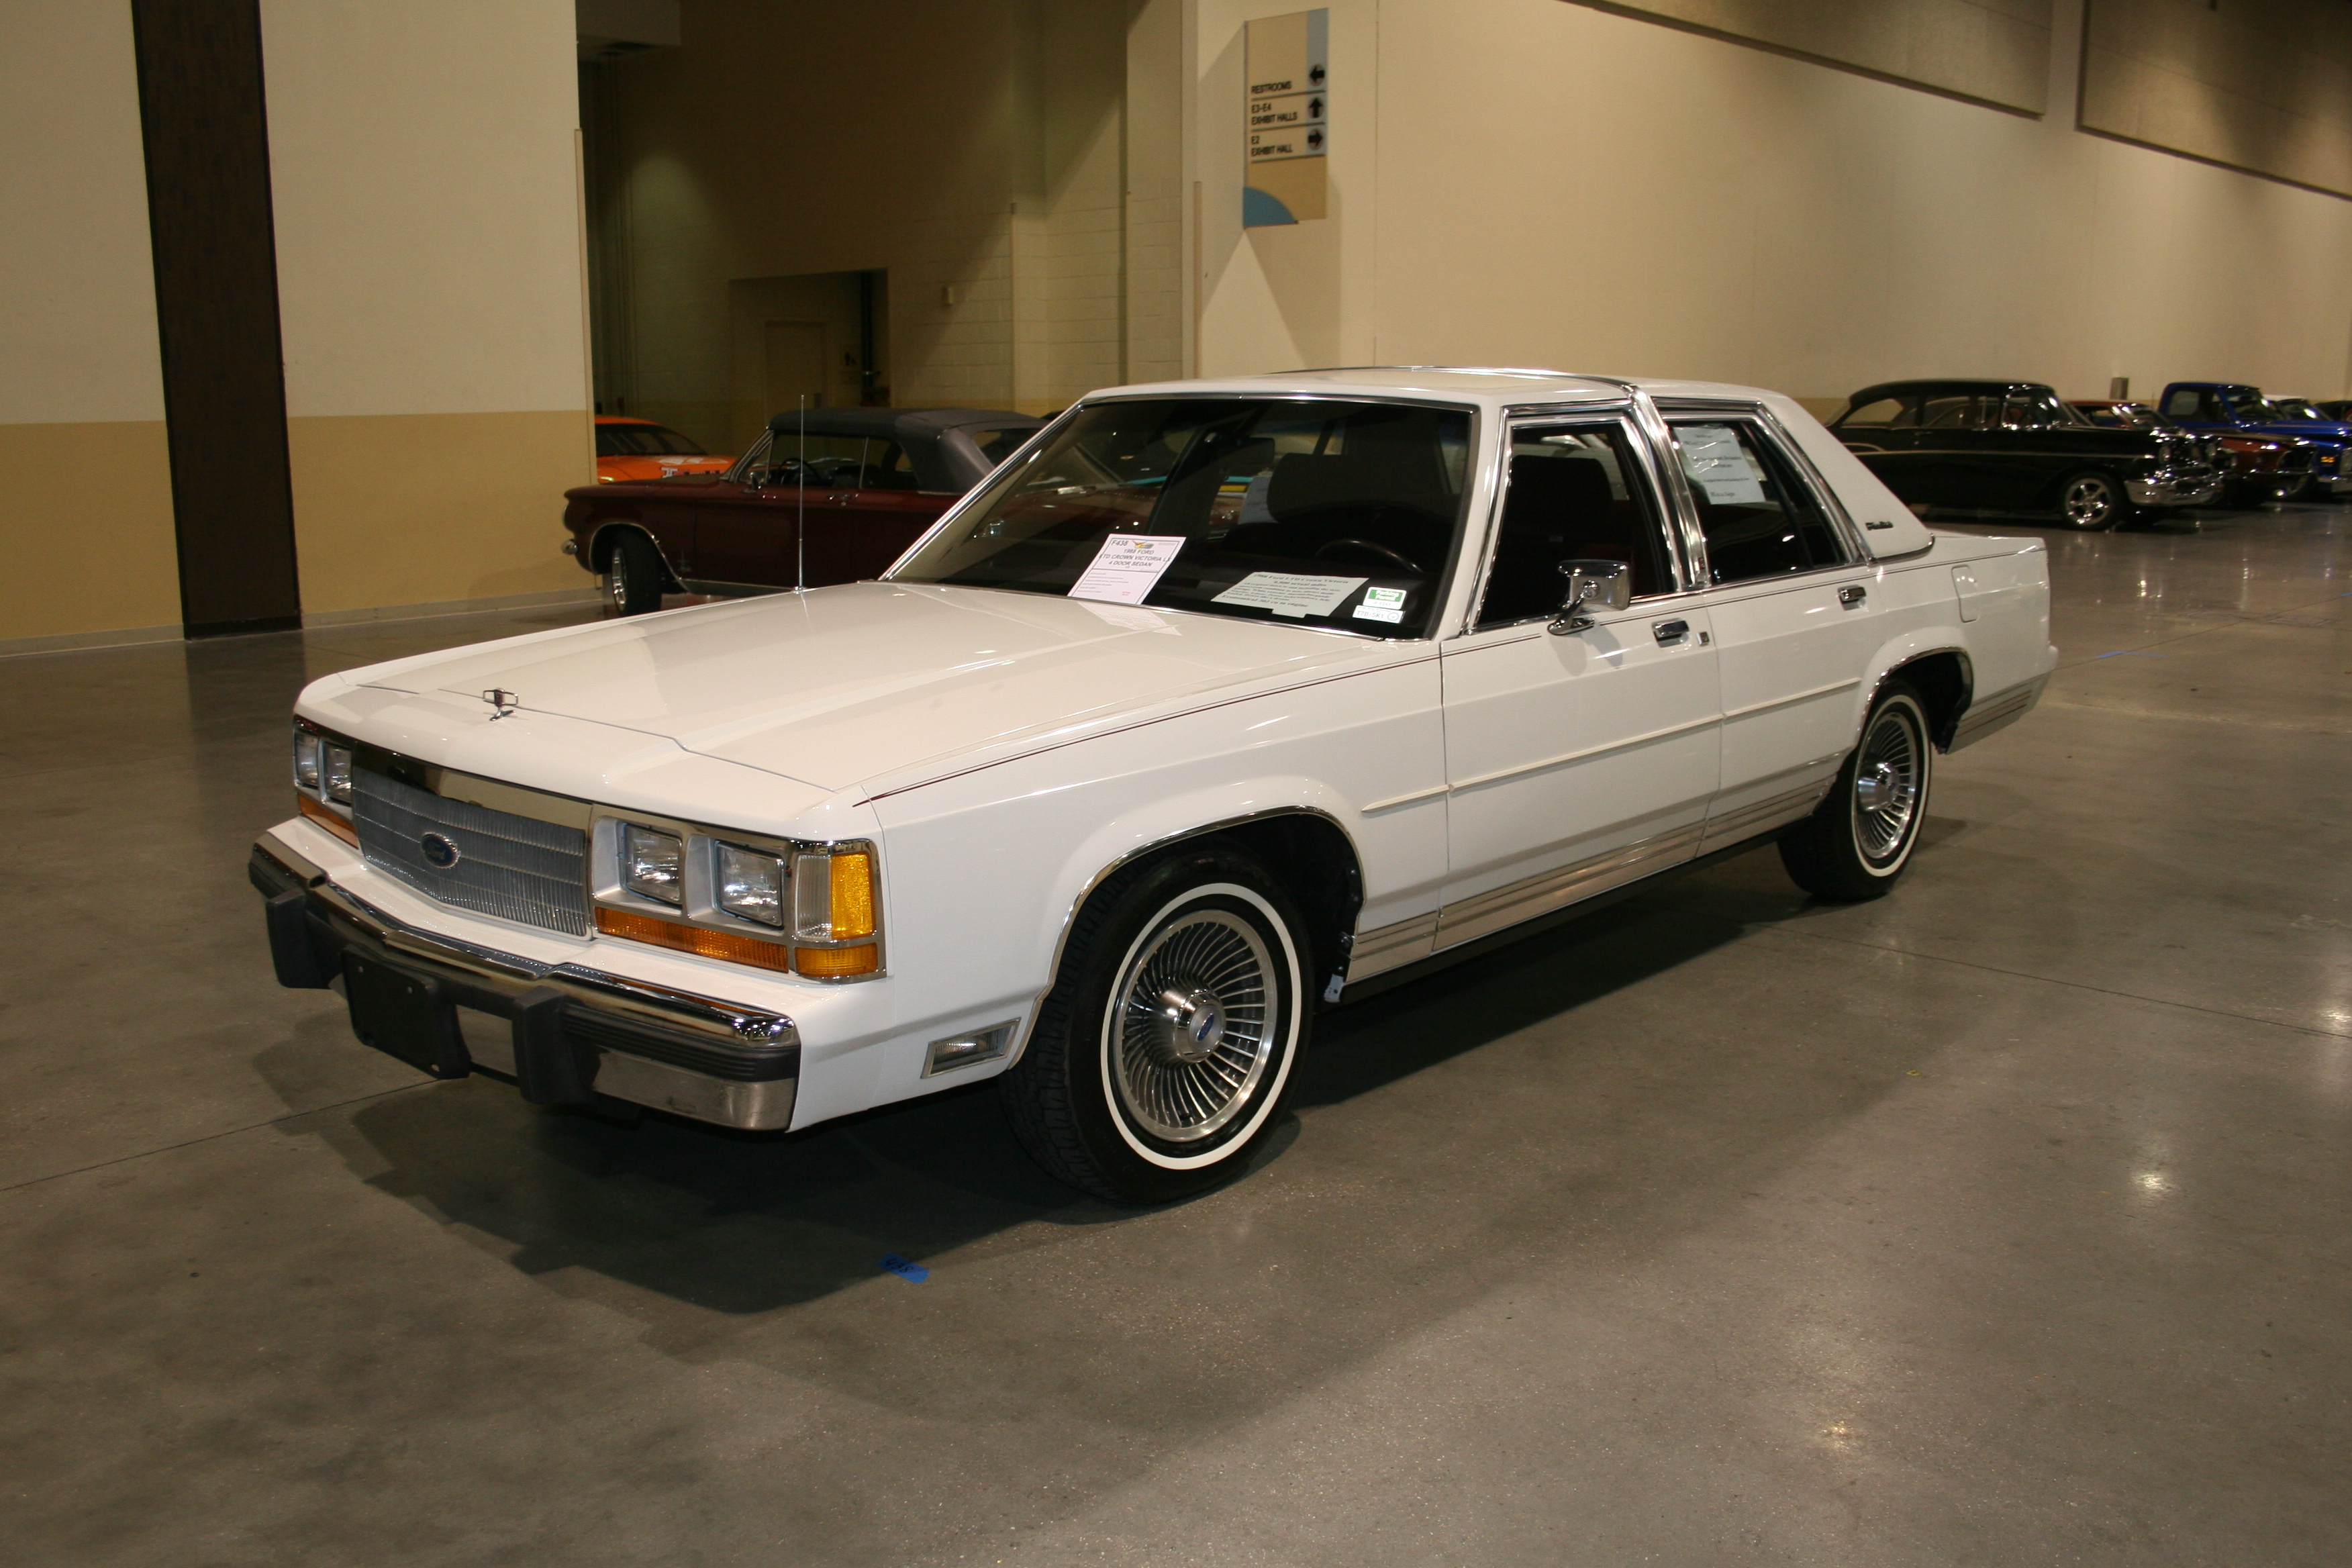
xmin=1779 ymin=685 xmax=1934 ymax=901
xmin=2057 ymin=470 xmax=2130 ymax=530
xmin=603 ymin=531 xmax=667 ymax=616
xmin=999 ymin=845 xmax=1309 ymax=1204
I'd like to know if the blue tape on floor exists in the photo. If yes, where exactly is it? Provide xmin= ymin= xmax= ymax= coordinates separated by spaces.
xmin=2096 ymin=650 xmax=2166 ymax=658
xmin=879 ymin=1253 xmax=930 ymax=1283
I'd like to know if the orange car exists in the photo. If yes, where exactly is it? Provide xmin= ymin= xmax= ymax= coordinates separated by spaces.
xmin=593 ymin=416 xmax=732 ymax=484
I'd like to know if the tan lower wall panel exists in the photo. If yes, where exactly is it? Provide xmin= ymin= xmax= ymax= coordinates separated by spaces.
xmin=0 ymin=420 xmax=181 ymax=642
xmin=287 ymin=409 xmax=594 ymax=618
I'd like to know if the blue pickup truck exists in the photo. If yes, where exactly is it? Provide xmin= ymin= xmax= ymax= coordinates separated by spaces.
xmin=2158 ymin=383 xmax=2351 ymax=500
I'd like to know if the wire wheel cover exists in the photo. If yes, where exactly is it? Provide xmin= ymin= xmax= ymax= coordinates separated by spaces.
xmin=1851 ymin=707 xmax=1922 ymax=861
xmin=1111 ymin=908 xmax=1276 ymax=1143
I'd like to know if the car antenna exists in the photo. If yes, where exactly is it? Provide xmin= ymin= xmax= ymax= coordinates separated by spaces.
xmin=795 ymin=394 xmax=807 ymax=594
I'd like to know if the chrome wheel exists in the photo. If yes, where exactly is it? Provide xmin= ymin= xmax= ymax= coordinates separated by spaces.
xmin=2060 ymin=473 xmax=2120 ymax=529
xmin=1851 ymin=704 xmax=1922 ymax=863
xmin=603 ymin=562 xmax=630 ymax=614
xmin=1110 ymin=909 xmax=1274 ymax=1143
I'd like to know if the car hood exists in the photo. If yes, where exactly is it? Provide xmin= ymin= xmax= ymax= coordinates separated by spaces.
xmin=331 ymin=583 xmax=1395 ymax=795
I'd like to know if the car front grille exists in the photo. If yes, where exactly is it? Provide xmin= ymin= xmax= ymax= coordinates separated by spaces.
xmin=354 ymin=768 xmax=590 ymax=936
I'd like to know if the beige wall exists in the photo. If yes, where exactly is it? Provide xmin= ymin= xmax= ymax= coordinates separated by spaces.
xmin=2081 ymin=0 xmax=2352 ymax=199
xmin=0 ymin=2 xmax=181 ymax=648
xmin=260 ymin=0 xmax=595 ymax=619
xmin=1197 ymin=0 xmax=2352 ymax=405
xmin=597 ymin=0 xmax=1161 ymax=428
xmin=1576 ymin=0 xmax=2051 ymax=113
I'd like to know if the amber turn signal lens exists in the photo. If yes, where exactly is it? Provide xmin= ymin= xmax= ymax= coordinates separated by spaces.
xmin=298 ymin=793 xmax=359 ymax=846
xmin=793 ymin=944 xmax=880 ymax=979
xmin=594 ymin=906 xmax=795 ymax=973
xmin=828 ymin=852 xmax=877 ymax=939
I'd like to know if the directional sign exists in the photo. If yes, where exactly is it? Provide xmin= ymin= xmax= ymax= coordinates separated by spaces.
xmin=1243 ymin=9 xmax=1328 ymax=226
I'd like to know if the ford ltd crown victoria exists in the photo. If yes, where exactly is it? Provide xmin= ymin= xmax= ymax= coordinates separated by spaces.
xmin=251 ymin=369 xmax=2056 ymax=1202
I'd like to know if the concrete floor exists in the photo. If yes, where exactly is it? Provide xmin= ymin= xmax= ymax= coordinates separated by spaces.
xmin=4 ymin=502 xmax=2347 ymax=1566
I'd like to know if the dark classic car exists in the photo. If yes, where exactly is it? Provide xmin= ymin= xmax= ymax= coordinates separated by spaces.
xmin=2071 ymin=399 xmax=2316 ymax=504
xmin=566 ymin=407 xmax=1044 ymax=614
xmin=1830 ymin=381 xmax=2220 ymax=529
xmin=2157 ymin=383 xmax=2352 ymax=498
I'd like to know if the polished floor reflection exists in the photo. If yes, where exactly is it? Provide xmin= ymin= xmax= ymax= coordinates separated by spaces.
xmin=3 ymin=503 xmax=2347 ymax=1565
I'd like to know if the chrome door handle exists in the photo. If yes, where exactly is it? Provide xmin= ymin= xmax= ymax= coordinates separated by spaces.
xmin=1839 ymin=585 xmax=1867 ymax=606
xmin=1653 ymin=618 xmax=1689 ymax=646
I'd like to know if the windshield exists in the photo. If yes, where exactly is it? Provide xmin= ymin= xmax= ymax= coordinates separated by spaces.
xmin=597 ymin=422 xmax=705 ymax=457
xmin=2222 ymin=389 xmax=2288 ymax=422
xmin=890 ymin=397 xmax=1473 ymax=638
xmin=2273 ymin=398 xmax=2322 ymax=421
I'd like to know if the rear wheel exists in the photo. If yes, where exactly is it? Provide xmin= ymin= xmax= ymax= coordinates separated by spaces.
xmin=2057 ymin=470 xmax=2129 ymax=530
xmin=999 ymin=844 xmax=1308 ymax=1204
xmin=603 ymin=531 xmax=667 ymax=616
xmin=1779 ymin=685 xmax=1933 ymax=901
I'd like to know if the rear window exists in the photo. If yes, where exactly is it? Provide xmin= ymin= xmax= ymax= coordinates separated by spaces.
xmin=891 ymin=397 xmax=1473 ymax=638
xmin=1839 ymin=396 xmax=1914 ymax=428
xmin=597 ymin=423 xmax=705 ymax=458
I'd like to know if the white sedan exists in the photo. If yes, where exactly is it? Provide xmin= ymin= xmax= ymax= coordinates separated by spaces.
xmin=251 ymin=369 xmax=2055 ymax=1202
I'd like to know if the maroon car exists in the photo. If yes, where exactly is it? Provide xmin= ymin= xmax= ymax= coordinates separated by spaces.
xmin=565 ymin=407 xmax=1043 ymax=614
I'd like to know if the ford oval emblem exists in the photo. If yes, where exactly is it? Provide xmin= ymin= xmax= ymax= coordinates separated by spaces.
xmin=420 ymin=832 xmax=462 ymax=870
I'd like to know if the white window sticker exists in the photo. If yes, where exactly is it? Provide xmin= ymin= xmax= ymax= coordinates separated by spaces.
xmin=1677 ymin=424 xmax=1767 ymax=505
xmin=1068 ymin=534 xmax=1187 ymax=604
xmin=1210 ymin=571 xmax=1367 ymax=618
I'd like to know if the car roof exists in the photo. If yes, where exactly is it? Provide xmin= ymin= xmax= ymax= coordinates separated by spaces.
xmin=1083 ymin=365 xmax=1826 ymax=412
xmin=1842 ymin=379 xmax=2055 ymax=405
xmin=763 ymin=407 xmax=1042 ymax=438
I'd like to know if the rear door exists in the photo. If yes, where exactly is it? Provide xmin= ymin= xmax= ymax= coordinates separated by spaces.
xmin=1435 ymin=411 xmax=1720 ymax=947
xmin=1662 ymin=409 xmax=1877 ymax=846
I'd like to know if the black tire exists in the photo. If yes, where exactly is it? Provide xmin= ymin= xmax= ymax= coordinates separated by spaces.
xmin=1779 ymin=684 xmax=1934 ymax=901
xmin=2055 ymin=470 xmax=2130 ymax=530
xmin=2273 ymin=468 xmax=2312 ymax=503
xmin=999 ymin=844 xmax=1310 ymax=1204
xmin=603 ymin=530 xmax=667 ymax=616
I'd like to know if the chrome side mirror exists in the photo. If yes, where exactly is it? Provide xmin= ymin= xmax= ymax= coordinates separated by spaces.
xmin=1548 ymin=559 xmax=1632 ymax=635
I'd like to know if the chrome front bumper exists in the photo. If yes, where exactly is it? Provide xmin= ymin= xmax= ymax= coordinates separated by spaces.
xmin=250 ymin=834 xmax=799 ymax=1130
xmin=2128 ymin=464 xmax=2224 ymax=507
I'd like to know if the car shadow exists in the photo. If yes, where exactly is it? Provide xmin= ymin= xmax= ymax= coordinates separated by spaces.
xmin=314 ymin=843 xmax=1796 ymax=1316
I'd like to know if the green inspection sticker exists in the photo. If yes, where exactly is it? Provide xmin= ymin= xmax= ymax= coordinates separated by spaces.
xmin=1363 ymin=587 xmax=1407 ymax=607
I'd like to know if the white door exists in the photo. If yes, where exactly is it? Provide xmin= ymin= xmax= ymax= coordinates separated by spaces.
xmin=1437 ymin=414 xmax=1720 ymax=949
xmin=1659 ymin=413 xmax=1879 ymax=850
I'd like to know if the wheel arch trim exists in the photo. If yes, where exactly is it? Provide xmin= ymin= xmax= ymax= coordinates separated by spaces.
xmin=585 ymin=520 xmax=687 ymax=592
xmin=1853 ymin=638 xmax=1975 ymax=752
xmin=1005 ymin=802 xmax=1366 ymax=1074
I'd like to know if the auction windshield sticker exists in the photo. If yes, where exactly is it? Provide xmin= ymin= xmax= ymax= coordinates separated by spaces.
xmin=1211 ymin=571 xmax=1367 ymax=618
xmin=1069 ymin=534 xmax=1187 ymax=604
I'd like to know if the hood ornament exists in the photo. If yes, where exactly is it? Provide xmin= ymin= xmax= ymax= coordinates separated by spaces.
xmin=481 ymin=688 xmax=520 ymax=721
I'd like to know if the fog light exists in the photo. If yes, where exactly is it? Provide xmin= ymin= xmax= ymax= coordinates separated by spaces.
xmin=924 ymin=1020 xmax=1018 ymax=1077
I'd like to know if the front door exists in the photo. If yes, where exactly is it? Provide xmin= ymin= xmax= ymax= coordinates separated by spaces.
xmin=819 ymin=438 xmax=950 ymax=583
xmin=693 ymin=432 xmax=865 ymax=589
xmin=1436 ymin=413 xmax=1720 ymax=948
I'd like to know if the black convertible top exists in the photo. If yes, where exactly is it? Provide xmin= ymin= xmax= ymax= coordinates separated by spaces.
xmin=1843 ymin=379 xmax=2055 ymax=407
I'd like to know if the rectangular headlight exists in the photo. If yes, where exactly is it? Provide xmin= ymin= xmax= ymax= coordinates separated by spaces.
xmin=291 ymin=726 xmax=320 ymax=791
xmin=714 ymin=842 xmax=785 ymax=926
xmin=323 ymin=742 xmax=353 ymax=804
xmin=623 ymin=824 xmax=683 ymax=905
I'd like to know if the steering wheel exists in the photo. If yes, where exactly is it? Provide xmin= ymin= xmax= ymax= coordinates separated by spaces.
xmin=1314 ymin=538 xmax=1423 ymax=575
